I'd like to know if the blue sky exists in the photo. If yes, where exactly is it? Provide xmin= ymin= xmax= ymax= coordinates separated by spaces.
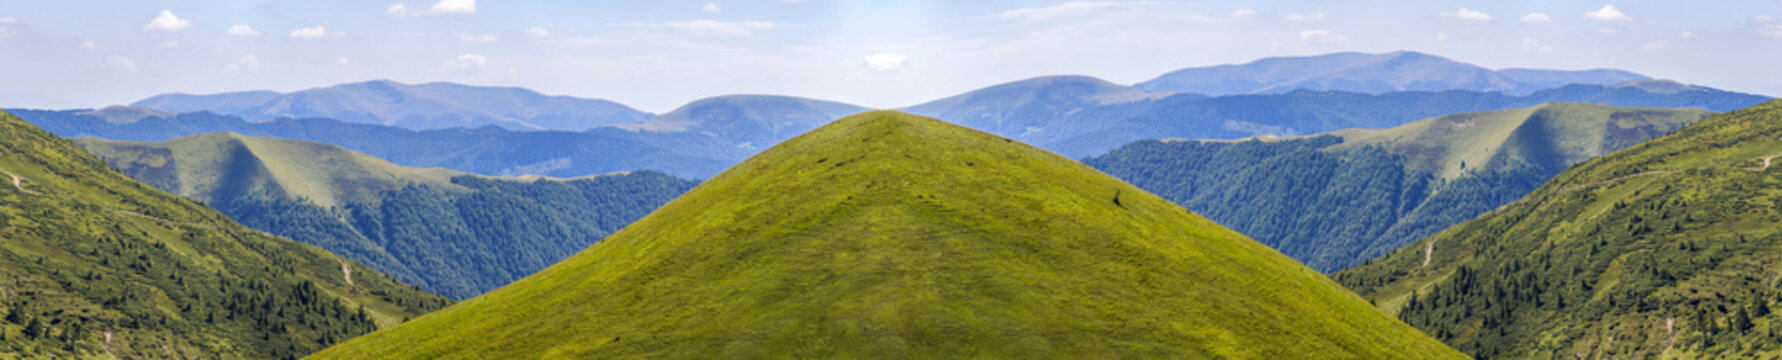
xmin=1 ymin=0 xmax=1779 ymax=112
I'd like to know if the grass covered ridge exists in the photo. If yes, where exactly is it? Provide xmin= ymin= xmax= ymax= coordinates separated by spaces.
xmin=0 ymin=110 xmax=449 ymax=359
xmin=312 ymin=110 xmax=1462 ymax=359
xmin=1338 ymin=100 xmax=1782 ymax=358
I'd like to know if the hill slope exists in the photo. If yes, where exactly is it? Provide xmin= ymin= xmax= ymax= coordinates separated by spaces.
xmin=1135 ymin=51 xmax=1649 ymax=95
xmin=310 ymin=111 xmax=1462 ymax=359
xmin=0 ymin=110 xmax=448 ymax=358
xmin=1088 ymin=103 xmax=1712 ymax=272
xmin=132 ymin=80 xmax=651 ymax=131
xmin=1337 ymin=100 xmax=1782 ymax=358
xmin=74 ymin=134 xmax=697 ymax=299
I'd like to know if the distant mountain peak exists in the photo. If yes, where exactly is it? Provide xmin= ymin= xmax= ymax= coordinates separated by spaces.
xmin=1136 ymin=50 xmax=1650 ymax=96
xmin=130 ymin=80 xmax=652 ymax=131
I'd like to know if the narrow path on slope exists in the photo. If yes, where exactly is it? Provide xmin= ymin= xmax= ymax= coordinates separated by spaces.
xmin=1753 ymin=154 xmax=1781 ymax=171
xmin=339 ymin=258 xmax=354 ymax=285
xmin=1422 ymin=239 xmax=1435 ymax=267
xmin=1 ymin=168 xmax=39 ymax=195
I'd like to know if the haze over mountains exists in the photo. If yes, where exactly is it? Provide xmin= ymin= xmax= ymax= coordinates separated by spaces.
xmin=132 ymin=80 xmax=652 ymax=131
xmin=1134 ymin=51 xmax=1651 ymax=95
xmin=13 ymin=52 xmax=1769 ymax=181
xmin=311 ymin=111 xmax=1464 ymax=359
xmin=1340 ymin=99 xmax=1782 ymax=358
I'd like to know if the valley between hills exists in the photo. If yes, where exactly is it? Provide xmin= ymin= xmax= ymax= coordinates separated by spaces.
xmin=2 ymin=47 xmax=1780 ymax=359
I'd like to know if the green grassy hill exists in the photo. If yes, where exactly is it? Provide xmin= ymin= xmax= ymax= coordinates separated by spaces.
xmin=76 ymin=132 xmax=465 ymax=208
xmin=1087 ymin=103 xmax=1711 ymax=271
xmin=75 ymin=134 xmax=697 ymax=299
xmin=1336 ymin=100 xmax=1782 ymax=358
xmin=310 ymin=111 xmax=1462 ymax=359
xmin=0 ymin=109 xmax=449 ymax=359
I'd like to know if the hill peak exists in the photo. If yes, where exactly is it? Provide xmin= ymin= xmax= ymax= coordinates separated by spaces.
xmin=313 ymin=110 xmax=1460 ymax=359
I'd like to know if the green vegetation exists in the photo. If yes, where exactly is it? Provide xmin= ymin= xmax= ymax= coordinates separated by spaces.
xmin=1087 ymin=103 xmax=1711 ymax=271
xmin=76 ymin=134 xmax=698 ymax=299
xmin=311 ymin=111 xmax=1462 ymax=359
xmin=1336 ymin=100 xmax=1782 ymax=358
xmin=0 ymin=110 xmax=449 ymax=359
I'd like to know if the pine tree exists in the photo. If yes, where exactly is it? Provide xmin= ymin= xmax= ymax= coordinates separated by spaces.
xmin=23 ymin=317 xmax=44 ymax=340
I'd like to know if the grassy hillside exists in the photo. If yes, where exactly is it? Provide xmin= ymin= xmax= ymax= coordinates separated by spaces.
xmin=1087 ymin=103 xmax=1710 ymax=271
xmin=311 ymin=111 xmax=1462 ymax=359
xmin=76 ymin=134 xmax=698 ymax=299
xmin=0 ymin=110 xmax=449 ymax=359
xmin=1337 ymin=100 xmax=1782 ymax=358
xmin=77 ymin=133 xmax=464 ymax=208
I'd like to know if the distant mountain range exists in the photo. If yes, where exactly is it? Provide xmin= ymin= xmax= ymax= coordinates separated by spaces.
xmin=907 ymin=76 xmax=1769 ymax=158
xmin=17 ymin=78 xmax=1765 ymax=181
xmin=132 ymin=80 xmax=652 ymax=131
xmin=311 ymin=111 xmax=1464 ymax=359
xmin=1340 ymin=99 xmax=1782 ymax=358
xmin=1086 ymin=103 xmax=1712 ymax=272
xmin=1134 ymin=51 xmax=1650 ymax=95
xmin=74 ymin=133 xmax=697 ymax=299
xmin=24 ymin=94 xmax=870 ymax=180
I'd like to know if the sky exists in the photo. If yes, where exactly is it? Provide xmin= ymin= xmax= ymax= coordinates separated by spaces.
xmin=1 ymin=0 xmax=1779 ymax=113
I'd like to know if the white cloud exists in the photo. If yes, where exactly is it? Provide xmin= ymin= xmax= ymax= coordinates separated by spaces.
xmin=226 ymin=25 xmax=260 ymax=37
xmin=1520 ymin=37 xmax=1553 ymax=53
xmin=1519 ymin=12 xmax=1551 ymax=23
xmin=386 ymin=3 xmax=412 ymax=17
xmin=1585 ymin=5 xmax=1632 ymax=21
xmin=1680 ymin=30 xmax=1696 ymax=38
xmin=142 ymin=10 xmax=193 ymax=31
xmin=1283 ymin=12 xmax=1326 ymax=22
xmin=290 ymin=26 xmax=345 ymax=39
xmin=387 ymin=0 xmax=476 ymax=18
xmin=103 ymin=55 xmax=138 ymax=72
xmin=1441 ymin=8 xmax=1492 ymax=21
xmin=999 ymin=1 xmax=1139 ymax=22
xmin=157 ymin=41 xmax=181 ymax=48
xmin=440 ymin=53 xmax=487 ymax=72
xmin=621 ymin=20 xmax=776 ymax=37
xmin=1221 ymin=8 xmax=1255 ymax=17
xmin=337 ymin=57 xmax=351 ymax=66
xmin=223 ymin=54 xmax=260 ymax=73
xmin=79 ymin=40 xmax=95 ymax=50
xmin=1436 ymin=33 xmax=1449 ymax=42
xmin=1640 ymin=40 xmax=1672 ymax=53
xmin=864 ymin=52 xmax=906 ymax=71
xmin=458 ymin=32 xmax=500 ymax=42
xmin=1758 ymin=15 xmax=1777 ymax=22
xmin=0 ymin=17 xmax=17 ymax=40
xmin=702 ymin=2 xmax=722 ymax=13
xmin=431 ymin=0 xmax=476 ymax=14
xmin=525 ymin=26 xmax=555 ymax=38
xmin=1764 ymin=24 xmax=1782 ymax=38
xmin=1299 ymin=29 xmax=1346 ymax=44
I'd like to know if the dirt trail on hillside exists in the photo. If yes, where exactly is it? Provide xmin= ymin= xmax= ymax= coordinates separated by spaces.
xmin=1751 ymin=154 xmax=1782 ymax=171
xmin=1 ymin=168 xmax=39 ymax=195
xmin=1422 ymin=240 xmax=1435 ymax=267
xmin=340 ymin=259 xmax=354 ymax=285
